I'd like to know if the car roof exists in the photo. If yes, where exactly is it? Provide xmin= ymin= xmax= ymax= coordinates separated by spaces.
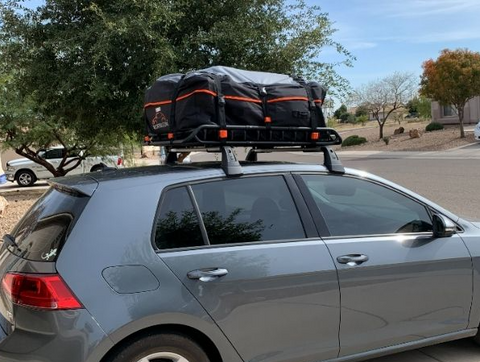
xmin=50 ymin=161 xmax=460 ymax=223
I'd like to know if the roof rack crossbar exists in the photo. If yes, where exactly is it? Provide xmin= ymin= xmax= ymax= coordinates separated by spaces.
xmin=166 ymin=146 xmax=243 ymax=177
xmin=245 ymin=146 xmax=345 ymax=174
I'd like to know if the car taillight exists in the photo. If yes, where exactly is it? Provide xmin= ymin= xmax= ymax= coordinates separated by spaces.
xmin=1 ymin=273 xmax=82 ymax=310
xmin=117 ymin=157 xmax=123 ymax=166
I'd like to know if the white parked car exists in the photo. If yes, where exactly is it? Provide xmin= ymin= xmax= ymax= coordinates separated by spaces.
xmin=5 ymin=147 xmax=124 ymax=187
xmin=475 ymin=120 xmax=480 ymax=141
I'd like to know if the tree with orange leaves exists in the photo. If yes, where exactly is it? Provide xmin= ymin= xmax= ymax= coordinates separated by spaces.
xmin=420 ymin=49 xmax=480 ymax=138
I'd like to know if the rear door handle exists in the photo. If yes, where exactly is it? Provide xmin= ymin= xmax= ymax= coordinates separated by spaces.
xmin=337 ymin=254 xmax=369 ymax=266
xmin=187 ymin=268 xmax=228 ymax=282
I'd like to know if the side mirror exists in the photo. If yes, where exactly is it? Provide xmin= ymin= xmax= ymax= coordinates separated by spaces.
xmin=432 ymin=214 xmax=456 ymax=238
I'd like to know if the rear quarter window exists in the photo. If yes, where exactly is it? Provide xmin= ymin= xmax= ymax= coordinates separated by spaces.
xmin=9 ymin=187 xmax=90 ymax=262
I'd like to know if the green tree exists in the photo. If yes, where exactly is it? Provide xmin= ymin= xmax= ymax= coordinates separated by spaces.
xmin=334 ymin=104 xmax=348 ymax=119
xmin=406 ymin=97 xmax=419 ymax=114
xmin=417 ymin=96 xmax=432 ymax=120
xmin=0 ymin=0 xmax=354 ymax=176
xmin=355 ymin=104 xmax=369 ymax=118
xmin=420 ymin=49 xmax=480 ymax=138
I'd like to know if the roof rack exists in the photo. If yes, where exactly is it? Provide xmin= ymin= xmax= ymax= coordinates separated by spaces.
xmin=165 ymin=145 xmax=344 ymax=177
xmin=246 ymin=146 xmax=345 ymax=174
xmin=147 ymin=124 xmax=342 ymax=148
xmin=154 ymin=124 xmax=345 ymax=176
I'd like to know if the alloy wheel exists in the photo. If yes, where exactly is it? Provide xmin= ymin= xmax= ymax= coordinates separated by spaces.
xmin=18 ymin=173 xmax=32 ymax=186
xmin=137 ymin=352 xmax=190 ymax=362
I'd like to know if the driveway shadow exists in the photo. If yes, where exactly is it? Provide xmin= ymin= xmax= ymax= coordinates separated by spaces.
xmin=367 ymin=339 xmax=480 ymax=362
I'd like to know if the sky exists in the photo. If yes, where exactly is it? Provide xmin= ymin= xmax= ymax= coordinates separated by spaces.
xmin=316 ymin=0 xmax=480 ymax=91
xmin=22 ymin=0 xmax=480 ymax=94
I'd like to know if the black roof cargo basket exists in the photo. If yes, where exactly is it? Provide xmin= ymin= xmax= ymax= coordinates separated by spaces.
xmin=146 ymin=124 xmax=342 ymax=148
xmin=147 ymin=124 xmax=345 ymax=177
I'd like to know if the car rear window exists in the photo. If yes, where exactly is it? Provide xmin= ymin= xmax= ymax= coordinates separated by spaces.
xmin=9 ymin=187 xmax=90 ymax=262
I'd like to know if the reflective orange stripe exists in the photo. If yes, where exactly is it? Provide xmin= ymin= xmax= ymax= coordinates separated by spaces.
xmin=224 ymin=95 xmax=262 ymax=103
xmin=144 ymin=89 xmax=217 ymax=109
xmin=144 ymin=100 xmax=172 ymax=108
xmin=145 ymin=92 xmax=322 ymax=109
xmin=267 ymin=97 xmax=309 ymax=103
xmin=176 ymin=89 xmax=217 ymax=102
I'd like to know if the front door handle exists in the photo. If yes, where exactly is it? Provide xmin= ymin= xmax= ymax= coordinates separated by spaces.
xmin=337 ymin=254 xmax=369 ymax=266
xmin=187 ymin=268 xmax=228 ymax=282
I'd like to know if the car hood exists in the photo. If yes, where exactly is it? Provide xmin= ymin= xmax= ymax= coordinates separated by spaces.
xmin=6 ymin=158 xmax=32 ymax=167
xmin=471 ymin=222 xmax=480 ymax=229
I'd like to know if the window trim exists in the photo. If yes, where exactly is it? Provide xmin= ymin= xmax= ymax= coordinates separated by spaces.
xmin=294 ymin=172 xmax=444 ymax=239
xmin=151 ymin=172 xmax=315 ymax=252
xmin=442 ymin=105 xmax=456 ymax=118
xmin=187 ymin=185 xmax=210 ymax=245
xmin=151 ymin=185 xmax=208 ymax=252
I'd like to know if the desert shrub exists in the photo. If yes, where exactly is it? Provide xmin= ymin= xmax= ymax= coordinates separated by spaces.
xmin=342 ymin=135 xmax=367 ymax=147
xmin=425 ymin=122 xmax=444 ymax=132
xmin=356 ymin=115 xmax=369 ymax=126
xmin=327 ymin=117 xmax=337 ymax=128
xmin=346 ymin=114 xmax=357 ymax=124
xmin=382 ymin=136 xmax=390 ymax=145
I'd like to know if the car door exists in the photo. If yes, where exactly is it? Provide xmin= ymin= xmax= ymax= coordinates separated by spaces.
xmin=155 ymin=175 xmax=340 ymax=362
xmin=296 ymin=174 xmax=473 ymax=357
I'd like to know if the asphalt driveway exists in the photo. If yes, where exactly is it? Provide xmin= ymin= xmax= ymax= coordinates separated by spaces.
xmin=369 ymin=339 xmax=479 ymax=362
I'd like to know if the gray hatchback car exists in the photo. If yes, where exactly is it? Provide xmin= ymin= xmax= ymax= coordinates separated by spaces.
xmin=1 ymin=147 xmax=480 ymax=362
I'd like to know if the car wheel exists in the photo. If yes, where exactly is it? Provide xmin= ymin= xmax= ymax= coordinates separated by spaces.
xmin=16 ymin=170 xmax=36 ymax=187
xmin=90 ymin=165 xmax=105 ymax=172
xmin=106 ymin=333 xmax=211 ymax=362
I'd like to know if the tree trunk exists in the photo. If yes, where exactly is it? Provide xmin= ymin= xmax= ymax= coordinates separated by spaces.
xmin=458 ymin=106 xmax=466 ymax=138
xmin=15 ymin=148 xmax=65 ymax=177
xmin=379 ymin=122 xmax=384 ymax=139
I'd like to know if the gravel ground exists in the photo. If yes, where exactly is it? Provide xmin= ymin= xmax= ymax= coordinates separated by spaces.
xmin=334 ymin=121 xmax=476 ymax=152
xmin=0 ymin=193 xmax=38 ymax=236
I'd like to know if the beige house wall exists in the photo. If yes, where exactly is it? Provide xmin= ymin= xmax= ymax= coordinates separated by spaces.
xmin=432 ymin=97 xmax=480 ymax=125
xmin=0 ymin=148 xmax=18 ymax=169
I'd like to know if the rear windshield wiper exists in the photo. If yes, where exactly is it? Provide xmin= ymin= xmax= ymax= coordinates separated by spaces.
xmin=2 ymin=234 xmax=22 ymax=253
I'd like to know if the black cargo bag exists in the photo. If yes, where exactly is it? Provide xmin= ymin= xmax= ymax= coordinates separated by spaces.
xmin=144 ymin=66 xmax=327 ymax=139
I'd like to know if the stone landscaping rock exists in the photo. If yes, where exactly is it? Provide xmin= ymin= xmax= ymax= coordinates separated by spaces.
xmin=0 ymin=196 xmax=8 ymax=218
xmin=409 ymin=129 xmax=420 ymax=139
xmin=394 ymin=127 xmax=405 ymax=135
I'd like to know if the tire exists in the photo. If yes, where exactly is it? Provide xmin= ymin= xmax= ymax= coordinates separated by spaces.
xmin=106 ymin=333 xmax=211 ymax=362
xmin=16 ymin=170 xmax=36 ymax=187
xmin=474 ymin=330 xmax=480 ymax=345
xmin=90 ymin=164 xmax=105 ymax=172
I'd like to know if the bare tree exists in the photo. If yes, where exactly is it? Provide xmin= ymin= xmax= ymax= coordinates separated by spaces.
xmin=354 ymin=72 xmax=417 ymax=139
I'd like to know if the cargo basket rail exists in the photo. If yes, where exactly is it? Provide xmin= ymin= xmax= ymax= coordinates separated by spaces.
xmin=146 ymin=124 xmax=342 ymax=148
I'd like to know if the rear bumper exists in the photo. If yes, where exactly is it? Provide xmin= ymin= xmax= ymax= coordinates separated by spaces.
xmin=0 ymin=308 xmax=113 ymax=362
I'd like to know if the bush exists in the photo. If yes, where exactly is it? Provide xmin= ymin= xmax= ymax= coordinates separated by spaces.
xmin=346 ymin=114 xmax=357 ymax=124
xmin=382 ymin=136 xmax=390 ymax=145
xmin=339 ymin=112 xmax=350 ymax=123
xmin=327 ymin=117 xmax=337 ymax=128
xmin=356 ymin=115 xmax=369 ymax=126
xmin=425 ymin=122 xmax=444 ymax=132
xmin=342 ymin=135 xmax=367 ymax=147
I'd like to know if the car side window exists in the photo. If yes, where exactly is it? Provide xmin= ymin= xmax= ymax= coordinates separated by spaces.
xmin=191 ymin=176 xmax=306 ymax=245
xmin=154 ymin=187 xmax=205 ymax=250
xmin=301 ymin=175 xmax=433 ymax=237
xmin=45 ymin=149 xmax=65 ymax=159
